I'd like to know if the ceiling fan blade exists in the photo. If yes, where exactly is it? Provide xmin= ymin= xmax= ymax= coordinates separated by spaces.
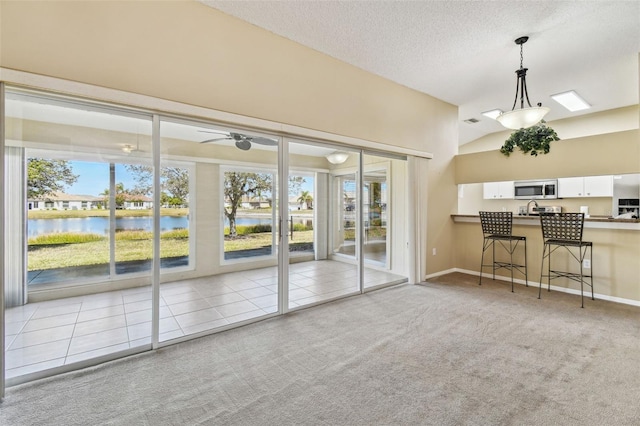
xmin=200 ymin=137 xmax=232 ymax=144
xmin=198 ymin=129 xmax=228 ymax=135
xmin=235 ymin=140 xmax=252 ymax=151
xmin=250 ymin=137 xmax=278 ymax=146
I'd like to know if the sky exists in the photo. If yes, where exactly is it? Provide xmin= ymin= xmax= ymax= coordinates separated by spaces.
xmin=65 ymin=161 xmax=314 ymax=197
xmin=66 ymin=161 xmax=138 ymax=196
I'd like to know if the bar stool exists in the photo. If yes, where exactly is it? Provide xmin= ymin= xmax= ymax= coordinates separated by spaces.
xmin=539 ymin=212 xmax=594 ymax=308
xmin=479 ymin=211 xmax=528 ymax=292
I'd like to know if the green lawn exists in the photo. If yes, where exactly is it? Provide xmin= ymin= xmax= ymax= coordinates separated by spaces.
xmin=27 ymin=230 xmax=315 ymax=270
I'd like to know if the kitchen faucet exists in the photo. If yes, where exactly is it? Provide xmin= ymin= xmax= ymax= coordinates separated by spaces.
xmin=527 ymin=199 xmax=539 ymax=216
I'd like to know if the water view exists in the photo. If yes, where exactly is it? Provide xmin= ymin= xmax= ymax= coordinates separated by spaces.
xmin=28 ymin=215 xmax=313 ymax=236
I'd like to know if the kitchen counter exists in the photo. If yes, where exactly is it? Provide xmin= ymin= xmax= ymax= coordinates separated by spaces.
xmin=451 ymin=214 xmax=640 ymax=230
xmin=451 ymin=213 xmax=640 ymax=304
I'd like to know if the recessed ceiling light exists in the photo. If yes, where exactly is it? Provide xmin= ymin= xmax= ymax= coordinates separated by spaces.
xmin=463 ymin=118 xmax=480 ymax=124
xmin=481 ymin=109 xmax=503 ymax=120
xmin=551 ymin=90 xmax=591 ymax=112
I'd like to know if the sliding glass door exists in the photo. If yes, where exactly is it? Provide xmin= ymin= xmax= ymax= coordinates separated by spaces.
xmin=287 ymin=141 xmax=361 ymax=310
xmin=2 ymin=87 xmax=412 ymax=391
xmin=3 ymin=89 xmax=154 ymax=382
xmin=157 ymin=119 xmax=280 ymax=341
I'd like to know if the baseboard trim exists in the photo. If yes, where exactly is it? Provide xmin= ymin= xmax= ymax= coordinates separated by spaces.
xmin=426 ymin=268 xmax=640 ymax=308
xmin=424 ymin=268 xmax=457 ymax=280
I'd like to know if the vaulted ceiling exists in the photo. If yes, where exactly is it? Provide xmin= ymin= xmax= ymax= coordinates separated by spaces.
xmin=201 ymin=1 xmax=639 ymax=145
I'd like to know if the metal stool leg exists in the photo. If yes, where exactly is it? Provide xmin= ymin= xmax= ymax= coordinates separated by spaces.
xmin=539 ymin=243 xmax=548 ymax=299
xmin=523 ymin=238 xmax=528 ymax=287
xmin=590 ymin=245 xmax=594 ymax=300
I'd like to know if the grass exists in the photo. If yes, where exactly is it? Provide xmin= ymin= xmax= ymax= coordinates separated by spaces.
xmin=27 ymin=230 xmax=189 ymax=270
xmin=27 ymin=229 xmax=314 ymax=270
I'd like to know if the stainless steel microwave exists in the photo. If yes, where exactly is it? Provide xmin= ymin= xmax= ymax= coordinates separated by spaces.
xmin=514 ymin=180 xmax=558 ymax=200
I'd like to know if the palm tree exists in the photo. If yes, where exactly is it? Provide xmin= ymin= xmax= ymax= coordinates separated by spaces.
xmin=297 ymin=191 xmax=313 ymax=210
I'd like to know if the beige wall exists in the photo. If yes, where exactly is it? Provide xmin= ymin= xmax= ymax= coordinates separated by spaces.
xmin=455 ymin=129 xmax=640 ymax=184
xmin=0 ymin=1 xmax=458 ymax=278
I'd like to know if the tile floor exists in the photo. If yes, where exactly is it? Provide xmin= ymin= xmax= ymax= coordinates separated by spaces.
xmin=5 ymin=260 xmax=406 ymax=380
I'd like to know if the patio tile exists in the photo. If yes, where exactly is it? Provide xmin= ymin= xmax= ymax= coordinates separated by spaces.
xmin=22 ymin=312 xmax=79 ymax=333
xmin=9 ymin=324 xmax=75 ymax=350
xmin=160 ymin=317 xmax=181 ymax=333
xmin=167 ymin=299 xmax=211 ymax=316
xmin=226 ymin=280 xmax=262 ymax=292
xmin=161 ymin=290 xmax=203 ymax=305
xmin=158 ymin=329 xmax=186 ymax=343
xmin=77 ymin=305 xmax=125 ymax=322
xmin=31 ymin=303 xmax=82 ymax=320
xmin=224 ymin=309 xmax=267 ymax=325
xmin=73 ymin=315 xmax=127 ymax=337
xmin=174 ymin=307 xmax=224 ymax=329
xmin=122 ymin=291 xmax=153 ymax=305
xmin=160 ymin=284 xmax=195 ymax=296
xmin=247 ymin=294 xmax=278 ymax=310
xmin=67 ymin=327 xmax=129 ymax=356
xmin=205 ymin=292 xmax=245 ymax=307
xmin=5 ymin=320 xmax=27 ymax=335
xmin=193 ymin=284 xmax=236 ymax=298
xmin=215 ymin=300 xmax=261 ymax=318
xmin=181 ymin=318 xmax=229 ymax=335
xmin=288 ymin=288 xmax=317 ymax=301
xmin=64 ymin=342 xmax=131 ymax=365
xmin=5 ymin=339 xmax=71 ymax=369
xmin=127 ymin=322 xmax=152 ymax=341
xmin=5 ymin=305 xmax=38 ymax=323
xmin=5 ymin=358 xmax=66 ymax=380
xmin=238 ymin=286 xmax=274 ymax=299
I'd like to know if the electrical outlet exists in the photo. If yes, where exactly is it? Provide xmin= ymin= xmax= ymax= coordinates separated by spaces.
xmin=432 ymin=248 xmax=437 ymax=256
xmin=583 ymin=259 xmax=591 ymax=269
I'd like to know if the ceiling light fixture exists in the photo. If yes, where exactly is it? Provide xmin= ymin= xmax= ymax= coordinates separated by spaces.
xmin=551 ymin=90 xmax=591 ymax=112
xmin=496 ymin=36 xmax=550 ymax=130
xmin=326 ymin=151 xmax=349 ymax=165
xmin=122 ymin=144 xmax=133 ymax=154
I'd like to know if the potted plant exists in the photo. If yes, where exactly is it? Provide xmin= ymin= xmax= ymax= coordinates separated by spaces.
xmin=500 ymin=121 xmax=560 ymax=157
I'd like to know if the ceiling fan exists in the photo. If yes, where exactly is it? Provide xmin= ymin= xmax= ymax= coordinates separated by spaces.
xmin=199 ymin=130 xmax=278 ymax=151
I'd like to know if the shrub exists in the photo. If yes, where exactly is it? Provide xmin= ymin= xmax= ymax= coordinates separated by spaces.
xmin=28 ymin=233 xmax=104 ymax=245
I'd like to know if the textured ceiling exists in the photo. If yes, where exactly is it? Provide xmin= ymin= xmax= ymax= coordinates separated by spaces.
xmin=201 ymin=0 xmax=639 ymax=145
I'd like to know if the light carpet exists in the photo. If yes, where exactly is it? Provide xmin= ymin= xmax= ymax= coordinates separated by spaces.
xmin=1 ymin=272 xmax=639 ymax=425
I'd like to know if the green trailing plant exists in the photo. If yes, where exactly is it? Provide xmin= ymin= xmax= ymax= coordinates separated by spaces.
xmin=500 ymin=121 xmax=560 ymax=157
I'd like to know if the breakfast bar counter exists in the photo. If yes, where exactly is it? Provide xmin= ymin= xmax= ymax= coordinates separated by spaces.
xmin=450 ymin=214 xmax=640 ymax=305
xmin=452 ymin=214 xmax=640 ymax=230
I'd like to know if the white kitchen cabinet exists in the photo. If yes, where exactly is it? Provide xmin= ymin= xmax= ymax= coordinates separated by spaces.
xmin=558 ymin=175 xmax=613 ymax=198
xmin=483 ymin=181 xmax=514 ymax=199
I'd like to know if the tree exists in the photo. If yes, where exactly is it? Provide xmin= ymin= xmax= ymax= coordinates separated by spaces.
xmin=100 ymin=183 xmax=128 ymax=209
xmin=124 ymin=165 xmax=189 ymax=207
xmin=27 ymin=158 xmax=78 ymax=199
xmin=224 ymin=172 xmax=272 ymax=237
xmin=297 ymin=190 xmax=313 ymax=209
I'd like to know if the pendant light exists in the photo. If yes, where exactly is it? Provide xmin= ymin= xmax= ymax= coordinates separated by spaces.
xmin=496 ymin=36 xmax=549 ymax=130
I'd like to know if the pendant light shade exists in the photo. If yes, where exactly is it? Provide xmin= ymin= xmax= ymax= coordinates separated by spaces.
xmin=497 ymin=106 xmax=550 ymax=130
xmin=497 ymin=36 xmax=549 ymax=129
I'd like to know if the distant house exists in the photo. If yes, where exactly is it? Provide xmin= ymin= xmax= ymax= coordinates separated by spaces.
xmin=28 ymin=191 xmax=104 ymax=211
xmin=27 ymin=191 xmax=153 ymax=210
xmin=238 ymin=195 xmax=271 ymax=209
xmin=121 ymin=194 xmax=153 ymax=210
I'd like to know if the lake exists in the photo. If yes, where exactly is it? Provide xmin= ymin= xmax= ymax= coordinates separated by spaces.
xmin=27 ymin=215 xmax=312 ymax=237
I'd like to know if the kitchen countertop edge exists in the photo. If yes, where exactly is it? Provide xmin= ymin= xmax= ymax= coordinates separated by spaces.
xmin=451 ymin=214 xmax=640 ymax=230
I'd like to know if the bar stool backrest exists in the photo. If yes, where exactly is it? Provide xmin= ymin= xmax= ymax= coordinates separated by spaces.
xmin=479 ymin=211 xmax=513 ymax=236
xmin=540 ymin=212 xmax=585 ymax=241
